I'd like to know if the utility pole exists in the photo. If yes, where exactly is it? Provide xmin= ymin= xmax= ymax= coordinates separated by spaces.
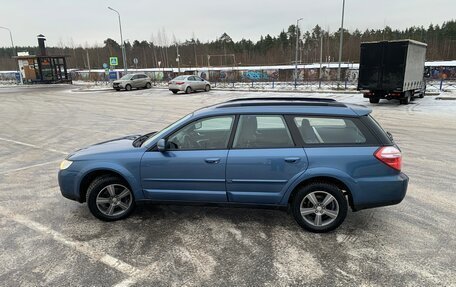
xmin=319 ymin=32 xmax=323 ymax=89
xmin=193 ymin=40 xmax=198 ymax=67
xmin=86 ymin=49 xmax=91 ymax=72
xmin=0 ymin=26 xmax=23 ymax=84
xmin=108 ymin=7 xmax=128 ymax=74
xmin=337 ymin=0 xmax=346 ymax=87
xmin=294 ymin=18 xmax=303 ymax=89
xmin=176 ymin=42 xmax=180 ymax=74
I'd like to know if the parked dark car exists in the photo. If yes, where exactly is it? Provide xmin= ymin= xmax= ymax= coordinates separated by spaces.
xmin=58 ymin=97 xmax=408 ymax=232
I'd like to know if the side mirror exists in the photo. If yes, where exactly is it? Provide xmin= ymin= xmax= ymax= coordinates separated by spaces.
xmin=157 ymin=139 xmax=167 ymax=152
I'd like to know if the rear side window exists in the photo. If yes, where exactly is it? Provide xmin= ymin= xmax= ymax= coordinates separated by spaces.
xmin=233 ymin=115 xmax=294 ymax=148
xmin=293 ymin=116 xmax=368 ymax=145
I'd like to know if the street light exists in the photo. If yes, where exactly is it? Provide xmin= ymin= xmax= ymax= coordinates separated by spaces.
xmin=337 ymin=0 xmax=346 ymax=86
xmin=0 ymin=26 xmax=23 ymax=84
xmin=294 ymin=18 xmax=303 ymax=89
xmin=108 ymin=6 xmax=128 ymax=74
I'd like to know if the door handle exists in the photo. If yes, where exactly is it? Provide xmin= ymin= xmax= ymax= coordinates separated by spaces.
xmin=205 ymin=158 xmax=221 ymax=164
xmin=284 ymin=157 xmax=300 ymax=163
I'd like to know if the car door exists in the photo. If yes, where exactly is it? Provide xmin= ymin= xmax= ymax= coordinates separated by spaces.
xmin=130 ymin=75 xmax=139 ymax=88
xmin=187 ymin=76 xmax=196 ymax=90
xmin=194 ymin=76 xmax=204 ymax=90
xmin=140 ymin=115 xmax=235 ymax=202
xmin=226 ymin=115 xmax=308 ymax=204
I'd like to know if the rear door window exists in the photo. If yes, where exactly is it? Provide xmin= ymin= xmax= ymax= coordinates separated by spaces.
xmin=233 ymin=115 xmax=294 ymax=148
xmin=293 ymin=116 xmax=368 ymax=145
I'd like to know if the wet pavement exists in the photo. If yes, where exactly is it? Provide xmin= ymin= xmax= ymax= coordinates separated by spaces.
xmin=0 ymin=85 xmax=455 ymax=286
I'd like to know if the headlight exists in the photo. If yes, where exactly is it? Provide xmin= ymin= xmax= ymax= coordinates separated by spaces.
xmin=59 ymin=160 xmax=73 ymax=170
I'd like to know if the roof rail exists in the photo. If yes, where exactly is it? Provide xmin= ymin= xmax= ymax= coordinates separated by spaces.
xmin=226 ymin=97 xmax=337 ymax=103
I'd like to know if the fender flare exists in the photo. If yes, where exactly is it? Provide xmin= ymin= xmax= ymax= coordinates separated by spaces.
xmin=74 ymin=162 xmax=143 ymax=201
xmin=279 ymin=167 xmax=358 ymax=205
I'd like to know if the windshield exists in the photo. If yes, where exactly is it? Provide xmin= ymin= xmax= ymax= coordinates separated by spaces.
xmin=120 ymin=74 xmax=134 ymax=80
xmin=173 ymin=76 xmax=187 ymax=81
xmin=142 ymin=113 xmax=193 ymax=147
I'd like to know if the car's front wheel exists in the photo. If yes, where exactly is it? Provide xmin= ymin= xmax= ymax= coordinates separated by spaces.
xmin=205 ymin=84 xmax=211 ymax=92
xmin=86 ymin=176 xmax=135 ymax=221
xmin=291 ymin=182 xmax=347 ymax=233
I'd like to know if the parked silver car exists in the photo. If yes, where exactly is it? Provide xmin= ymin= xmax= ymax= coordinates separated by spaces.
xmin=113 ymin=73 xmax=152 ymax=91
xmin=168 ymin=75 xmax=211 ymax=94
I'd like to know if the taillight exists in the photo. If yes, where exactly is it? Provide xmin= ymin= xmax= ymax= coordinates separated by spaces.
xmin=176 ymin=82 xmax=185 ymax=85
xmin=374 ymin=146 xmax=402 ymax=171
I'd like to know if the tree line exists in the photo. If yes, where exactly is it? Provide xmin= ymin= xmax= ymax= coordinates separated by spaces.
xmin=0 ymin=20 xmax=455 ymax=70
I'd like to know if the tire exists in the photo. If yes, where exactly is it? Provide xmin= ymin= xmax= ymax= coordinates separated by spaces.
xmin=145 ymin=82 xmax=152 ymax=89
xmin=172 ymin=90 xmax=178 ymax=94
xmin=86 ymin=175 xmax=135 ymax=221
xmin=291 ymin=182 xmax=348 ymax=233
xmin=205 ymin=84 xmax=211 ymax=92
xmin=185 ymin=86 xmax=192 ymax=94
xmin=369 ymin=97 xmax=380 ymax=104
xmin=400 ymin=91 xmax=411 ymax=105
xmin=418 ymin=91 xmax=425 ymax=98
xmin=125 ymin=84 xmax=132 ymax=91
xmin=115 ymin=88 xmax=120 ymax=91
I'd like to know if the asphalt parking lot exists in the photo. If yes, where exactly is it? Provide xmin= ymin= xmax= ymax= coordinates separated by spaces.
xmin=0 ymin=85 xmax=455 ymax=286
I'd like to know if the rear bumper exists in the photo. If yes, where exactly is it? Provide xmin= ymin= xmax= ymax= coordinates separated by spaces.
xmin=351 ymin=172 xmax=409 ymax=211
xmin=168 ymin=84 xmax=185 ymax=91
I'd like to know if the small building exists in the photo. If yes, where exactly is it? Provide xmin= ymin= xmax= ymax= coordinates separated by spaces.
xmin=13 ymin=34 xmax=71 ymax=84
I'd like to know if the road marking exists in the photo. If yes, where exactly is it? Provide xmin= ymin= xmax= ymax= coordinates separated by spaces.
xmin=0 ymin=160 xmax=60 ymax=175
xmin=113 ymin=277 xmax=138 ymax=287
xmin=0 ymin=207 xmax=142 ymax=278
xmin=0 ymin=137 xmax=68 ymax=155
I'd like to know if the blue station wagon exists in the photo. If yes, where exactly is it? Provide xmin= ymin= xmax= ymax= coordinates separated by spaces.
xmin=58 ymin=97 xmax=408 ymax=232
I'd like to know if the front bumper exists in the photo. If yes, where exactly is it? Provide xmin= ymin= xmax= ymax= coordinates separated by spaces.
xmin=352 ymin=172 xmax=409 ymax=211
xmin=58 ymin=169 xmax=80 ymax=202
xmin=113 ymin=83 xmax=125 ymax=89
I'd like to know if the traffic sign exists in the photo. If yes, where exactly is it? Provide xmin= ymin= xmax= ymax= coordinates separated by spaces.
xmin=109 ymin=57 xmax=118 ymax=66
xmin=133 ymin=58 xmax=138 ymax=64
xmin=102 ymin=63 xmax=108 ymax=69
xmin=109 ymin=71 xmax=118 ymax=80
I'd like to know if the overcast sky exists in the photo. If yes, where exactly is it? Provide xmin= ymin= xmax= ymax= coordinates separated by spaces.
xmin=0 ymin=0 xmax=455 ymax=47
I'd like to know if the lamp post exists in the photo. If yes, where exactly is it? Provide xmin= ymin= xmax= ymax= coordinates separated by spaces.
xmin=294 ymin=18 xmax=303 ymax=89
xmin=108 ymin=7 xmax=128 ymax=74
xmin=0 ymin=26 xmax=23 ymax=84
xmin=337 ymin=0 xmax=346 ymax=87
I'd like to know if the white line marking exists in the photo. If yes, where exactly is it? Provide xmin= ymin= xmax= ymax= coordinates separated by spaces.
xmin=0 ymin=137 xmax=68 ymax=155
xmin=0 ymin=160 xmax=60 ymax=175
xmin=0 ymin=207 xmax=141 ymax=278
xmin=113 ymin=277 xmax=138 ymax=287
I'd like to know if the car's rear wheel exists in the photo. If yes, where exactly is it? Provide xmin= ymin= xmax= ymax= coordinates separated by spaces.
xmin=185 ymin=86 xmax=192 ymax=94
xmin=205 ymin=84 xmax=211 ymax=92
xmin=400 ymin=91 xmax=411 ymax=105
xmin=145 ymin=82 xmax=152 ymax=89
xmin=369 ymin=97 xmax=380 ymax=104
xmin=291 ymin=182 xmax=347 ymax=233
xmin=125 ymin=84 xmax=132 ymax=91
xmin=86 ymin=176 xmax=135 ymax=221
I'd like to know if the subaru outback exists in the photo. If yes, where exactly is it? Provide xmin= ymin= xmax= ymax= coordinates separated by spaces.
xmin=58 ymin=97 xmax=408 ymax=232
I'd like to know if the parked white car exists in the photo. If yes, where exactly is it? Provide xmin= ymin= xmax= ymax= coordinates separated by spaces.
xmin=113 ymin=73 xmax=152 ymax=91
xmin=168 ymin=75 xmax=211 ymax=94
